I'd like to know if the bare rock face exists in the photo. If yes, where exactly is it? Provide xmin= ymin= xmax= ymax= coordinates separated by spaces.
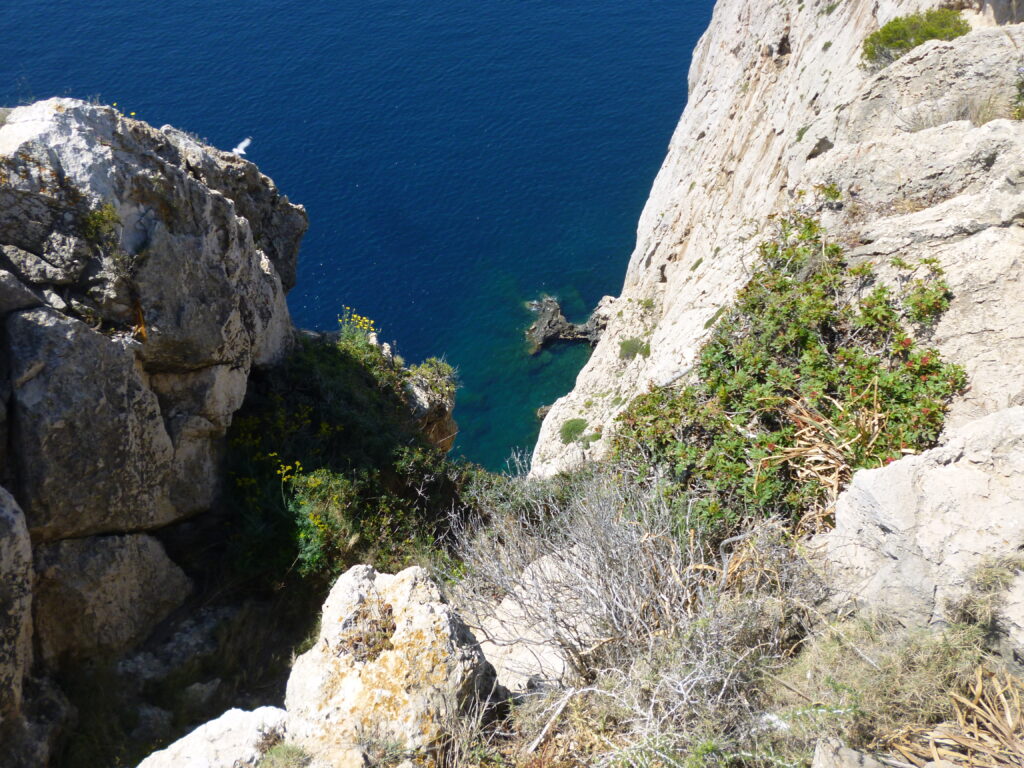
xmin=285 ymin=565 xmax=498 ymax=762
xmin=531 ymin=2 xmax=1024 ymax=475
xmin=136 ymin=707 xmax=290 ymax=768
xmin=7 ymin=307 xmax=175 ymax=540
xmin=819 ymin=407 xmax=1024 ymax=627
xmin=0 ymin=486 xmax=31 ymax=724
xmin=32 ymin=534 xmax=191 ymax=664
xmin=0 ymin=97 xmax=307 ymax=533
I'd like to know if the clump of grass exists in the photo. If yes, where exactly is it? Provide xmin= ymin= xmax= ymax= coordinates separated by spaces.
xmin=760 ymin=619 xmax=986 ymax=760
xmin=614 ymin=214 xmax=965 ymax=534
xmin=862 ymin=9 xmax=970 ymax=67
xmin=257 ymin=743 xmax=312 ymax=768
xmin=619 ymin=337 xmax=650 ymax=361
xmin=560 ymin=418 xmax=589 ymax=444
xmin=81 ymin=202 xmax=120 ymax=244
xmin=948 ymin=555 xmax=1024 ymax=632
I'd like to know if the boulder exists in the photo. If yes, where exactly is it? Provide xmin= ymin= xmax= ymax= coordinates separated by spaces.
xmin=0 ymin=269 xmax=41 ymax=316
xmin=0 ymin=486 xmax=31 ymax=723
xmin=819 ymin=407 xmax=1024 ymax=627
xmin=6 ymin=307 xmax=175 ymax=540
xmin=285 ymin=565 xmax=498 ymax=761
xmin=136 ymin=706 xmax=290 ymax=768
xmin=811 ymin=739 xmax=886 ymax=768
xmin=33 ymin=534 xmax=191 ymax=663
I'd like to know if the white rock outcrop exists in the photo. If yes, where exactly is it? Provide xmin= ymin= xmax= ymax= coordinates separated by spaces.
xmin=532 ymin=1 xmax=1024 ymax=475
xmin=140 ymin=566 xmax=498 ymax=768
xmin=819 ymin=407 xmax=1024 ymax=627
xmin=286 ymin=565 xmax=497 ymax=763
xmin=135 ymin=706 xmax=288 ymax=768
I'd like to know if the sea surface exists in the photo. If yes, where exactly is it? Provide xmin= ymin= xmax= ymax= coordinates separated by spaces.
xmin=1 ymin=0 xmax=714 ymax=469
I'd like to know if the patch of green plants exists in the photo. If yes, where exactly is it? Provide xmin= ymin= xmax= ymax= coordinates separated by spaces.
xmin=81 ymin=202 xmax=120 ymax=243
xmin=619 ymin=337 xmax=651 ymax=361
xmin=862 ymin=9 xmax=970 ymax=67
xmin=257 ymin=743 xmax=312 ymax=768
xmin=225 ymin=310 xmax=468 ymax=585
xmin=614 ymin=214 xmax=965 ymax=532
xmin=795 ymin=125 xmax=811 ymax=143
xmin=560 ymin=418 xmax=589 ymax=444
xmin=408 ymin=356 xmax=457 ymax=401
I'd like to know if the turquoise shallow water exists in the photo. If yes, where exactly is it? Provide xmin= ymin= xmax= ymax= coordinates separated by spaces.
xmin=1 ymin=0 xmax=714 ymax=469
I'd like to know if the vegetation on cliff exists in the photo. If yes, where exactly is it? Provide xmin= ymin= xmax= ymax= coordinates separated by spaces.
xmin=861 ymin=8 xmax=970 ymax=66
xmin=613 ymin=212 xmax=964 ymax=534
xmin=226 ymin=310 xmax=465 ymax=587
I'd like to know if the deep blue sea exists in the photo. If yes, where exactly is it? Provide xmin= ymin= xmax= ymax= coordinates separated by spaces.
xmin=1 ymin=1 xmax=713 ymax=469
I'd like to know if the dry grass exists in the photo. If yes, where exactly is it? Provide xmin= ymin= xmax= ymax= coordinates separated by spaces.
xmin=757 ymin=618 xmax=987 ymax=765
xmin=446 ymin=465 xmax=826 ymax=767
xmin=888 ymin=667 xmax=1024 ymax=768
xmin=899 ymin=92 xmax=1012 ymax=133
xmin=948 ymin=556 xmax=1024 ymax=633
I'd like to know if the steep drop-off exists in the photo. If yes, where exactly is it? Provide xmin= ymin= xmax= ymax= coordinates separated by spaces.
xmin=532 ymin=0 xmax=1024 ymax=475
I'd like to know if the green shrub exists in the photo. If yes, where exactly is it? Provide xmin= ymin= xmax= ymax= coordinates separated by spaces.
xmin=619 ymin=337 xmax=651 ymax=361
xmin=862 ymin=9 xmax=970 ymax=66
xmin=225 ymin=310 xmax=467 ymax=585
xmin=560 ymin=418 xmax=589 ymax=444
xmin=408 ymin=356 xmax=457 ymax=401
xmin=614 ymin=214 xmax=965 ymax=533
xmin=81 ymin=202 xmax=120 ymax=243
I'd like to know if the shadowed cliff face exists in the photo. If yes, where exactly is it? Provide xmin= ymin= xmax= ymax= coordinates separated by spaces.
xmin=0 ymin=97 xmax=307 ymax=766
xmin=531 ymin=0 xmax=1024 ymax=476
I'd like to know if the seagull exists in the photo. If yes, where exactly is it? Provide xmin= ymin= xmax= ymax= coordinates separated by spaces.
xmin=231 ymin=137 xmax=252 ymax=156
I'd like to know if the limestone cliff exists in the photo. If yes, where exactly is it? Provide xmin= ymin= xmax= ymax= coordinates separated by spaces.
xmin=532 ymin=0 xmax=1024 ymax=475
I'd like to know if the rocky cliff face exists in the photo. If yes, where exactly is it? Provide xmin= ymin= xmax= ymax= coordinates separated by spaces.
xmin=532 ymin=0 xmax=1024 ymax=475
xmin=0 ymin=98 xmax=306 ymax=762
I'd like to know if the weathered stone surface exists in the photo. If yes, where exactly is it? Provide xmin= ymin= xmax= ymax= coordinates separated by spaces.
xmin=404 ymin=375 xmax=457 ymax=453
xmin=6 ymin=307 xmax=175 ymax=539
xmin=0 ymin=269 xmax=41 ymax=316
xmin=33 ymin=534 xmax=191 ymax=663
xmin=136 ymin=706 xmax=289 ymax=768
xmin=149 ymin=365 xmax=249 ymax=515
xmin=286 ymin=565 xmax=498 ymax=760
xmin=473 ymin=554 xmax=576 ymax=693
xmin=0 ymin=97 xmax=305 ymax=532
xmin=531 ymin=6 xmax=1024 ymax=476
xmin=819 ymin=407 xmax=1024 ymax=627
xmin=0 ymin=486 xmax=31 ymax=723
xmin=811 ymin=738 xmax=886 ymax=768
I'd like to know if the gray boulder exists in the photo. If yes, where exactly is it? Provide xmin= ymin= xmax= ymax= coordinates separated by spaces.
xmin=33 ymin=534 xmax=191 ymax=663
xmin=820 ymin=407 xmax=1024 ymax=627
xmin=135 ymin=706 xmax=289 ymax=768
xmin=7 ymin=307 xmax=175 ymax=540
xmin=0 ymin=97 xmax=306 ymax=536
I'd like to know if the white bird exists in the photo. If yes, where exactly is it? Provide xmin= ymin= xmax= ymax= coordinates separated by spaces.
xmin=231 ymin=137 xmax=252 ymax=156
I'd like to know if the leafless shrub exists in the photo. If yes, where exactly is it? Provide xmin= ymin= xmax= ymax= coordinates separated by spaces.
xmin=445 ymin=463 xmax=826 ymax=765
